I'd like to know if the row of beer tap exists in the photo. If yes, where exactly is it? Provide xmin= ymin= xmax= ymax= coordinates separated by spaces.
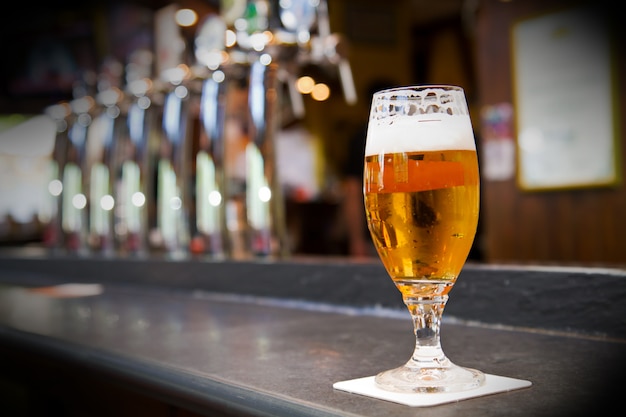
xmin=41 ymin=0 xmax=356 ymax=260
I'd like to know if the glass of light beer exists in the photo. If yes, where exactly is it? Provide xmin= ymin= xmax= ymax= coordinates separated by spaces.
xmin=364 ymin=85 xmax=483 ymax=393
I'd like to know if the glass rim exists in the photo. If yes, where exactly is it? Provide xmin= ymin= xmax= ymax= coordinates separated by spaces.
xmin=373 ymin=84 xmax=464 ymax=97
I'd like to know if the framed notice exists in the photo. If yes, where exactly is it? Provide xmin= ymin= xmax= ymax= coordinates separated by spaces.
xmin=511 ymin=6 xmax=619 ymax=190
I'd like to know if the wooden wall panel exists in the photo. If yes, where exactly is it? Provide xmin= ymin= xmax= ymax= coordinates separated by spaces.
xmin=475 ymin=0 xmax=626 ymax=266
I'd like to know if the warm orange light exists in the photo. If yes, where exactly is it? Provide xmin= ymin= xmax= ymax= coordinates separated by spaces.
xmin=311 ymin=83 xmax=330 ymax=101
xmin=296 ymin=76 xmax=315 ymax=94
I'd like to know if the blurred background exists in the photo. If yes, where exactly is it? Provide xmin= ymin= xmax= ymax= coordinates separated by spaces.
xmin=0 ymin=0 xmax=623 ymax=266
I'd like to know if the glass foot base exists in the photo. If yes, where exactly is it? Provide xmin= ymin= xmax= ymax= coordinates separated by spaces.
xmin=375 ymin=362 xmax=485 ymax=393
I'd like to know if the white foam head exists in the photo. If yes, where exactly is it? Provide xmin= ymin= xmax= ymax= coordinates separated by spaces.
xmin=365 ymin=86 xmax=476 ymax=156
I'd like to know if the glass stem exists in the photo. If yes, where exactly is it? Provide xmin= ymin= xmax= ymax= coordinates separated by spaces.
xmin=404 ymin=295 xmax=451 ymax=368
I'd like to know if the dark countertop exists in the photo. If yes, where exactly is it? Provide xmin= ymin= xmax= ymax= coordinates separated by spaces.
xmin=1 ymin=251 xmax=625 ymax=416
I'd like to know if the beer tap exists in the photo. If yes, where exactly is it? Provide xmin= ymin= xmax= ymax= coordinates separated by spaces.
xmin=114 ymin=49 xmax=155 ymax=256
xmin=222 ymin=0 xmax=291 ymax=257
xmin=61 ymin=74 xmax=97 ymax=256
xmin=206 ymin=0 xmax=357 ymax=257
xmin=87 ymin=57 xmax=125 ymax=256
xmin=189 ymin=13 xmax=229 ymax=258
xmin=314 ymin=0 xmax=356 ymax=104
xmin=42 ymin=101 xmax=71 ymax=253
xmin=277 ymin=0 xmax=357 ymax=105
xmin=152 ymin=3 xmax=193 ymax=258
xmin=245 ymin=58 xmax=286 ymax=256
xmin=156 ymin=73 xmax=192 ymax=258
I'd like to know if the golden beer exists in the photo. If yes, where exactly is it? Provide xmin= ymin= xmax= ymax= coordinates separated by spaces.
xmin=364 ymin=149 xmax=479 ymax=296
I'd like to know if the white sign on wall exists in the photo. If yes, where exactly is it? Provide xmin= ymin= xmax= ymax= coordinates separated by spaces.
xmin=512 ymin=6 xmax=618 ymax=190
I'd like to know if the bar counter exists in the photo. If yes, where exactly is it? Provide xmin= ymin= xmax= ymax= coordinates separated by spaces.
xmin=1 ymin=250 xmax=625 ymax=416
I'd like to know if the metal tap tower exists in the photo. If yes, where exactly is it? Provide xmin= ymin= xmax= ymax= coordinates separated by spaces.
xmin=205 ymin=0 xmax=358 ymax=258
xmin=44 ymin=0 xmax=356 ymax=260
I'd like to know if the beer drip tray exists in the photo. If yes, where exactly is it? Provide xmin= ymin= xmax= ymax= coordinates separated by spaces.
xmin=333 ymin=374 xmax=531 ymax=407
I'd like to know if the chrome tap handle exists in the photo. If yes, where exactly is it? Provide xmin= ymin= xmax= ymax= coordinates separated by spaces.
xmin=248 ymin=60 xmax=269 ymax=146
xmin=200 ymin=77 xmax=227 ymax=157
xmin=157 ymin=86 xmax=191 ymax=256
xmin=194 ymin=75 xmax=228 ymax=257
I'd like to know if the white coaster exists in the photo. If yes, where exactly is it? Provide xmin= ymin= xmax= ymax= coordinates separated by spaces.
xmin=333 ymin=374 xmax=531 ymax=407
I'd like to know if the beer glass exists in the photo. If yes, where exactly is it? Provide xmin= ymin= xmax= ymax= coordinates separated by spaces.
xmin=363 ymin=85 xmax=483 ymax=393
